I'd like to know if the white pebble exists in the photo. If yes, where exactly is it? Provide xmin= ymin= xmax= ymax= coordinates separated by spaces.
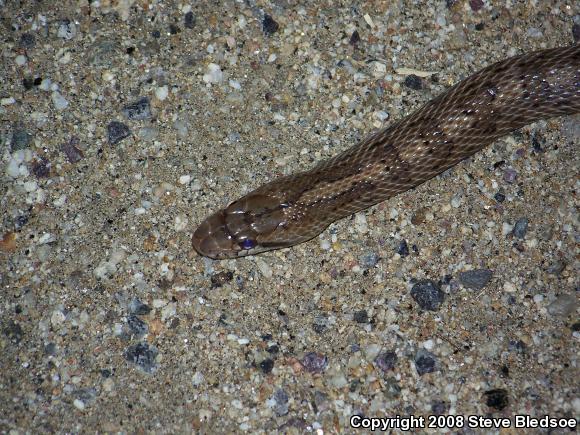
xmin=73 ymin=399 xmax=85 ymax=410
xmin=237 ymin=338 xmax=250 ymax=345
xmin=174 ymin=213 xmax=188 ymax=232
xmin=319 ymin=239 xmax=331 ymax=250
xmin=155 ymin=85 xmax=168 ymax=101
xmin=202 ymin=63 xmax=223 ymax=84
xmin=229 ymin=80 xmax=241 ymax=90
xmin=355 ymin=213 xmax=368 ymax=233
xmin=533 ymin=294 xmax=544 ymax=304
xmin=23 ymin=180 xmax=38 ymax=192
xmin=255 ymin=258 xmax=272 ymax=278
xmin=15 ymin=55 xmax=27 ymax=66
xmin=6 ymin=160 xmax=20 ymax=178
xmin=179 ymin=175 xmax=191 ymax=185
xmin=152 ymin=299 xmax=167 ymax=308
xmin=423 ymin=339 xmax=435 ymax=350
xmin=503 ymin=282 xmax=516 ymax=293
xmin=51 ymin=92 xmax=69 ymax=110
xmin=1 ymin=97 xmax=16 ymax=105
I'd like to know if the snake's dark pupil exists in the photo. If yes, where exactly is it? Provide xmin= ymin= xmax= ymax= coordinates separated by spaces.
xmin=240 ymin=239 xmax=255 ymax=250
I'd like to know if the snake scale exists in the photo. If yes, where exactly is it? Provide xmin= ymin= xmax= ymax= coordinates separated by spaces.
xmin=193 ymin=45 xmax=580 ymax=259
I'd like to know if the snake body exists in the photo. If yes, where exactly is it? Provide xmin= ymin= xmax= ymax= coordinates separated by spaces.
xmin=193 ymin=45 xmax=580 ymax=259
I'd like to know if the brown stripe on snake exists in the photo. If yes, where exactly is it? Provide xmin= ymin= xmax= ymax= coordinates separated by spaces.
xmin=193 ymin=45 xmax=580 ymax=259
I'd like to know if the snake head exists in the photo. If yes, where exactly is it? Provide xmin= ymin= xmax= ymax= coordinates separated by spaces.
xmin=192 ymin=193 xmax=293 ymax=259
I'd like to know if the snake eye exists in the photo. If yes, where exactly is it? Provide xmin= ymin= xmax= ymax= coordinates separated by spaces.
xmin=240 ymin=239 xmax=256 ymax=250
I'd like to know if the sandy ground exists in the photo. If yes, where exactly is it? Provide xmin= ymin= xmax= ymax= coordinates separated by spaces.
xmin=1 ymin=0 xmax=579 ymax=432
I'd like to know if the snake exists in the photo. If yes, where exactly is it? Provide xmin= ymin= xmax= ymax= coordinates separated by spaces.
xmin=192 ymin=44 xmax=580 ymax=259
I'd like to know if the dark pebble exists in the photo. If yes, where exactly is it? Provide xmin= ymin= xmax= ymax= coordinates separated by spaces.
xmin=20 ymin=32 xmax=36 ymax=48
xmin=531 ymin=135 xmax=545 ymax=153
xmin=125 ymin=342 xmax=158 ymax=373
xmin=23 ymin=77 xmax=35 ymax=90
xmin=546 ymin=261 xmax=566 ymax=275
xmin=353 ymin=310 xmax=368 ymax=324
xmin=122 ymin=97 xmax=152 ymax=120
xmin=374 ymin=351 xmax=397 ymax=372
xmin=512 ymin=217 xmax=528 ymax=239
xmin=458 ymin=269 xmax=493 ymax=290
xmin=508 ymin=340 xmax=526 ymax=353
xmin=259 ymin=358 xmax=274 ymax=374
xmin=349 ymin=30 xmax=360 ymax=45
xmin=312 ymin=315 xmax=328 ymax=334
xmin=494 ymin=192 xmax=505 ymax=202
xmin=484 ymin=388 xmax=509 ymax=410
xmin=32 ymin=158 xmax=50 ymax=178
xmin=273 ymin=388 xmax=289 ymax=416
xmin=107 ymin=121 xmax=131 ymax=145
xmin=503 ymin=168 xmax=517 ymax=184
xmin=211 ymin=271 xmax=234 ymax=288
xmin=415 ymin=349 xmax=437 ymax=375
xmin=3 ymin=320 xmax=24 ymax=345
xmin=127 ymin=314 xmax=148 ymax=336
xmin=474 ymin=22 xmax=485 ymax=31
xmin=301 ymin=352 xmax=328 ymax=373
xmin=151 ymin=30 xmax=161 ymax=38
xmin=100 ymin=368 xmax=112 ymax=378
xmin=128 ymin=297 xmax=151 ymax=315
xmin=11 ymin=128 xmax=32 ymax=151
xmin=410 ymin=280 xmax=445 ymax=311
xmin=404 ymin=74 xmax=422 ymax=90
xmin=397 ymin=239 xmax=409 ymax=257
xmin=61 ymin=137 xmax=84 ymax=163
xmin=573 ymin=23 xmax=580 ymax=43
xmin=44 ymin=342 xmax=57 ymax=356
xmin=169 ymin=23 xmax=180 ymax=35
xmin=431 ymin=400 xmax=449 ymax=415
xmin=469 ymin=0 xmax=484 ymax=11
xmin=263 ymin=14 xmax=279 ymax=35
xmin=446 ymin=0 xmax=459 ymax=7
xmin=184 ymin=12 xmax=195 ymax=29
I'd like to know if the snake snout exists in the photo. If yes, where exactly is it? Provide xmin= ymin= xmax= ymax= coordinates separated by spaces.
xmin=192 ymin=210 xmax=238 ymax=259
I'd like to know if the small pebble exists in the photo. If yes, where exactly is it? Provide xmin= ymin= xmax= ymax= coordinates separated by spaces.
xmin=57 ymin=19 xmax=77 ymax=39
xmin=263 ymin=14 xmax=279 ymax=35
xmin=360 ymin=252 xmax=379 ymax=268
xmin=404 ymin=75 xmax=422 ymax=90
xmin=397 ymin=239 xmax=409 ymax=257
xmin=202 ymin=63 xmax=223 ymax=84
xmin=184 ymin=11 xmax=195 ymax=29
xmin=353 ymin=310 xmax=368 ymax=323
xmin=512 ymin=217 xmax=528 ymax=239
xmin=15 ymin=55 xmax=27 ymax=66
xmin=127 ymin=314 xmax=148 ymax=336
xmin=301 ymin=352 xmax=328 ymax=373
xmin=494 ymin=192 xmax=505 ymax=203
xmin=122 ymin=97 xmax=151 ymax=120
xmin=374 ymin=351 xmax=397 ymax=372
xmin=484 ymin=389 xmax=509 ymax=410
xmin=51 ymin=92 xmax=69 ymax=110
xmin=20 ymin=33 xmax=36 ymax=48
xmin=11 ymin=129 xmax=32 ymax=151
xmin=410 ymin=280 xmax=445 ymax=311
xmin=349 ymin=30 xmax=361 ymax=45
xmin=547 ymin=294 xmax=577 ymax=318
xmin=415 ymin=349 xmax=437 ymax=375
xmin=61 ymin=137 xmax=84 ymax=163
xmin=107 ymin=121 xmax=131 ymax=145
xmin=155 ymin=86 xmax=168 ymax=101
xmin=503 ymin=168 xmax=517 ymax=184
xmin=458 ymin=269 xmax=493 ymax=290
xmin=259 ymin=358 xmax=274 ymax=374
xmin=546 ymin=261 xmax=566 ymax=275
xmin=128 ymin=298 xmax=151 ymax=315
xmin=124 ymin=342 xmax=158 ymax=373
